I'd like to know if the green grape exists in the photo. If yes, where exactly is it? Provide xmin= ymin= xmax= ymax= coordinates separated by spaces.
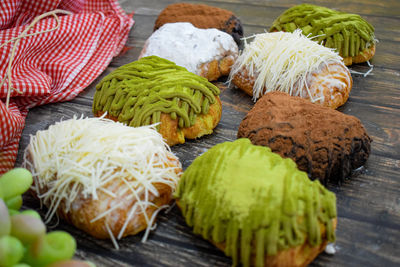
xmin=47 ymin=260 xmax=94 ymax=267
xmin=0 ymin=200 xmax=11 ymax=237
xmin=23 ymin=231 xmax=76 ymax=267
xmin=0 ymin=236 xmax=24 ymax=267
xmin=4 ymin=196 xmax=22 ymax=211
xmin=0 ymin=168 xmax=33 ymax=200
xmin=11 ymin=264 xmax=30 ymax=267
xmin=8 ymin=209 xmax=19 ymax=216
xmin=20 ymin=210 xmax=41 ymax=220
xmin=10 ymin=214 xmax=46 ymax=245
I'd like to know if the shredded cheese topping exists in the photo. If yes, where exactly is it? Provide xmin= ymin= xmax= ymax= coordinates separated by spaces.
xmin=349 ymin=60 xmax=374 ymax=77
xmin=23 ymin=115 xmax=181 ymax=245
xmin=229 ymin=30 xmax=345 ymax=101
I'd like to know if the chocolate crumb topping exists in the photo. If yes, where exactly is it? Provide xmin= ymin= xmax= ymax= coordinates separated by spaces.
xmin=238 ymin=92 xmax=371 ymax=183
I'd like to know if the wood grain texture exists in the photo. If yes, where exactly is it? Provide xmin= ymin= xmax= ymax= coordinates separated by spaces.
xmin=14 ymin=0 xmax=400 ymax=266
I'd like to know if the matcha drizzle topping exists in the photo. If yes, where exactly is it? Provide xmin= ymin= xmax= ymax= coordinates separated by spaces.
xmin=175 ymin=139 xmax=337 ymax=267
xmin=93 ymin=56 xmax=220 ymax=129
xmin=270 ymin=4 xmax=375 ymax=57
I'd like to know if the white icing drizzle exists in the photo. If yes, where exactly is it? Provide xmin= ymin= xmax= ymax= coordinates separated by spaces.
xmin=304 ymin=62 xmax=351 ymax=106
xmin=139 ymin=22 xmax=238 ymax=75
xmin=23 ymin=115 xmax=182 ymax=247
xmin=229 ymin=30 xmax=347 ymax=101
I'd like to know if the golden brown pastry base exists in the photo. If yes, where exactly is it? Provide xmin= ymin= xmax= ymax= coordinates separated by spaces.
xmin=232 ymin=70 xmax=255 ymax=97
xmin=199 ymin=56 xmax=236 ymax=81
xmin=213 ymin=228 xmax=331 ymax=267
xmin=176 ymin=200 xmax=337 ymax=267
xmin=342 ymin=45 xmax=375 ymax=66
xmin=232 ymin=62 xmax=352 ymax=109
xmin=34 ymin=155 xmax=181 ymax=240
xmin=159 ymin=97 xmax=222 ymax=145
xmin=95 ymin=96 xmax=222 ymax=146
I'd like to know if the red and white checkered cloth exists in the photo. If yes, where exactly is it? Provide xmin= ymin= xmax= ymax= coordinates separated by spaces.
xmin=0 ymin=0 xmax=134 ymax=174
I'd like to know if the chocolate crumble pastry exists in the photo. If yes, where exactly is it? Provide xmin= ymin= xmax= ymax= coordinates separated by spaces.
xmin=238 ymin=92 xmax=371 ymax=183
xmin=154 ymin=3 xmax=243 ymax=45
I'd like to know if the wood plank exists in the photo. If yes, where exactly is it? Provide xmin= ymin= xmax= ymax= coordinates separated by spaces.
xmin=120 ymin=0 xmax=400 ymax=17
xmin=185 ymin=0 xmax=400 ymax=17
xmin=17 ymin=82 xmax=399 ymax=164
xmin=20 ymin=152 xmax=400 ymax=266
xmin=12 ymin=0 xmax=400 ymax=266
xmin=125 ymin=3 xmax=400 ymax=71
xmin=128 ymin=1 xmax=400 ymax=36
xmin=349 ymin=67 xmax=400 ymax=109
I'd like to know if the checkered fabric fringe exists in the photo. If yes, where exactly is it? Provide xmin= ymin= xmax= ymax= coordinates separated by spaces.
xmin=0 ymin=0 xmax=134 ymax=174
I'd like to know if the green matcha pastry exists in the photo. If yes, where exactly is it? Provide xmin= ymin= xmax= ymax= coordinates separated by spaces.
xmin=270 ymin=4 xmax=376 ymax=65
xmin=175 ymin=139 xmax=337 ymax=267
xmin=93 ymin=56 xmax=222 ymax=146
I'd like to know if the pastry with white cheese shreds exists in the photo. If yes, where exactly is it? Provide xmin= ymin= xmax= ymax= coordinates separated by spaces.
xmin=229 ymin=30 xmax=352 ymax=109
xmin=24 ymin=116 xmax=182 ymax=248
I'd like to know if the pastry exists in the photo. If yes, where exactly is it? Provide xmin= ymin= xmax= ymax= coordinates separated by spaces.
xmin=270 ymin=4 xmax=376 ymax=65
xmin=237 ymin=92 xmax=372 ymax=183
xmin=93 ymin=56 xmax=222 ymax=146
xmin=23 ymin=116 xmax=182 ymax=245
xmin=139 ymin=22 xmax=238 ymax=81
xmin=229 ymin=30 xmax=352 ymax=109
xmin=154 ymin=3 xmax=243 ymax=45
xmin=175 ymin=139 xmax=337 ymax=267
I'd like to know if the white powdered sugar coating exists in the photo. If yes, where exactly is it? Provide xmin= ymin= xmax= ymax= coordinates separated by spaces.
xmin=139 ymin=22 xmax=238 ymax=75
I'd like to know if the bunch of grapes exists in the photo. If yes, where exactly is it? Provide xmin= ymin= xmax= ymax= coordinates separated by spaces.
xmin=0 ymin=168 xmax=93 ymax=267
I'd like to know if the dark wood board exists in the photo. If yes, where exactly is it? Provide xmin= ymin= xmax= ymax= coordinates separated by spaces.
xmin=14 ymin=0 xmax=400 ymax=266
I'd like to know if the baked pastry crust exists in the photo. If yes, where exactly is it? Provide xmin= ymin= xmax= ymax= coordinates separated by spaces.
xmin=95 ymin=96 xmax=222 ymax=146
xmin=211 ymin=218 xmax=337 ymax=267
xmin=175 ymin=139 xmax=337 ymax=266
xmin=198 ymin=57 xmax=236 ymax=81
xmin=232 ymin=61 xmax=352 ymax=109
xmin=176 ymin=194 xmax=337 ymax=267
xmin=269 ymin=4 xmax=376 ymax=66
xmin=237 ymin=92 xmax=372 ymax=183
xmin=31 ymin=154 xmax=181 ymax=239
xmin=342 ymin=45 xmax=375 ymax=66
xmin=93 ymin=56 xmax=222 ymax=146
xmin=24 ymin=116 xmax=183 ymax=242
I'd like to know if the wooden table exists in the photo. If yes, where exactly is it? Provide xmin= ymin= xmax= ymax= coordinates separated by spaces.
xmin=15 ymin=0 xmax=400 ymax=266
